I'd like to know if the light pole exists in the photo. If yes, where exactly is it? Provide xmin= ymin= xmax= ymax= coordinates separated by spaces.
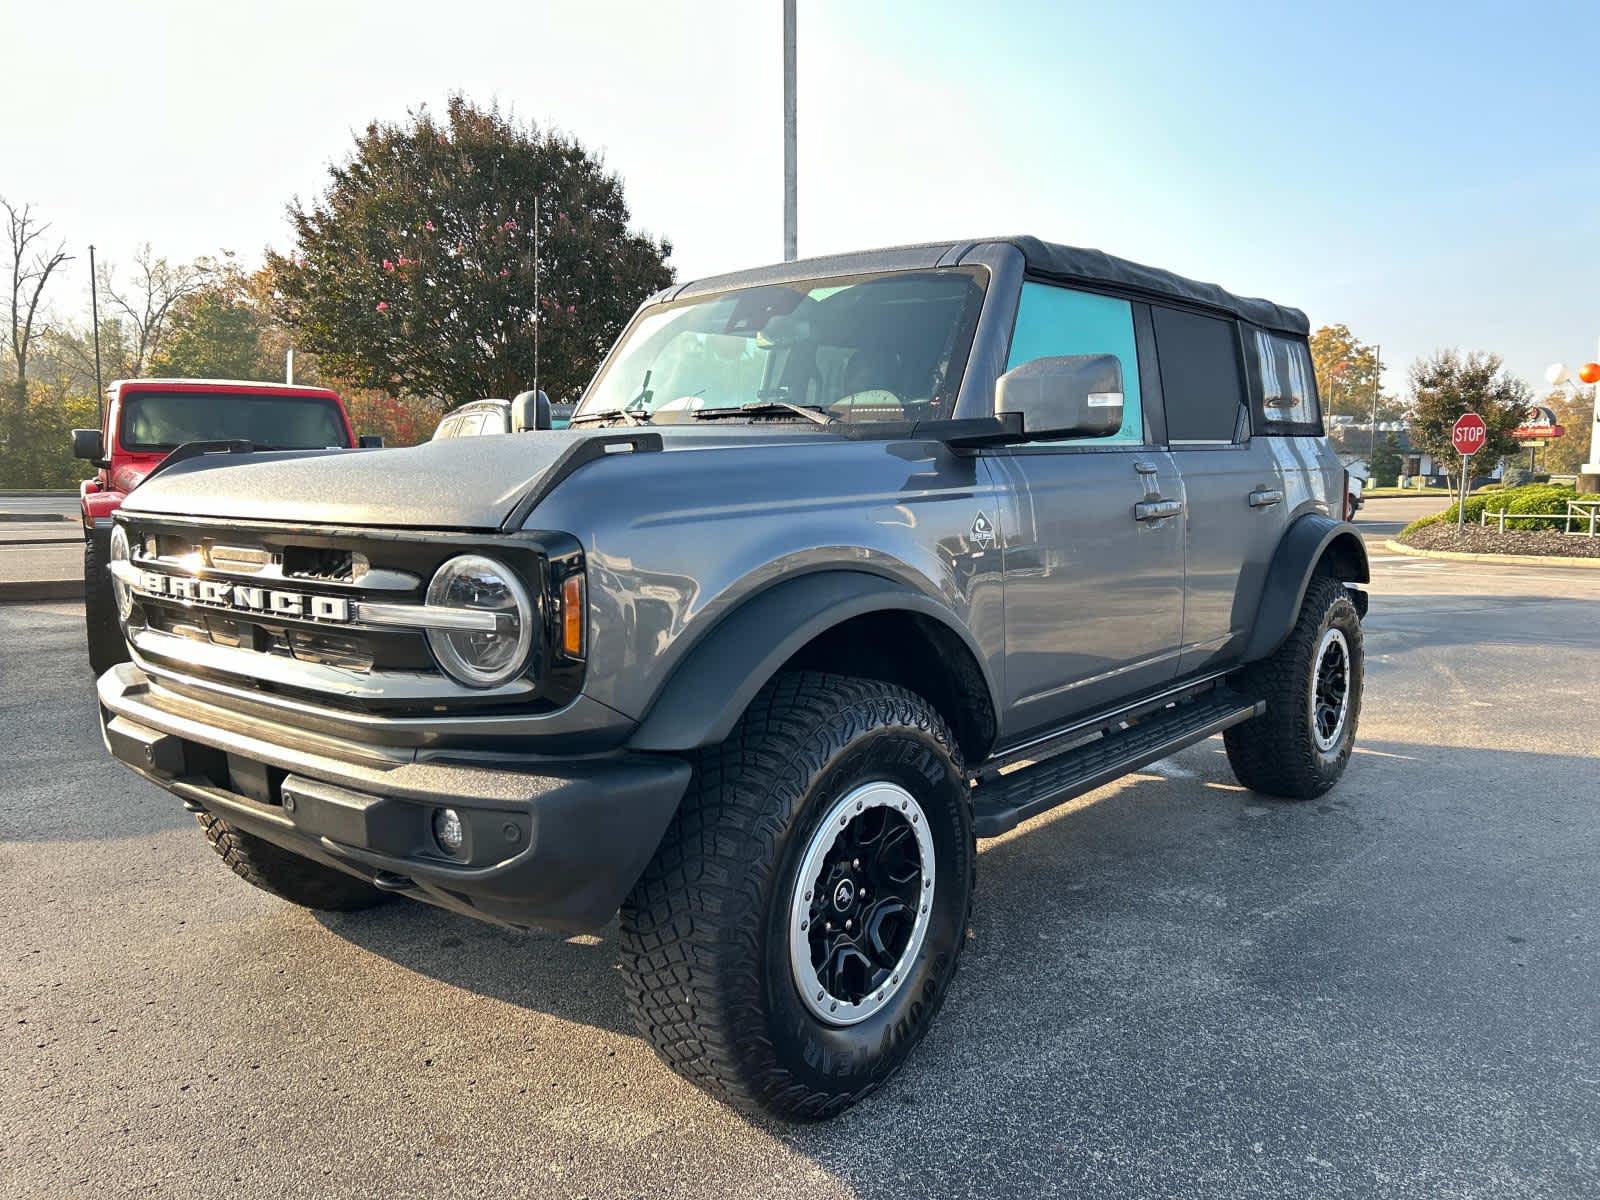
xmin=1369 ymin=344 xmax=1381 ymax=463
xmin=783 ymin=0 xmax=797 ymax=262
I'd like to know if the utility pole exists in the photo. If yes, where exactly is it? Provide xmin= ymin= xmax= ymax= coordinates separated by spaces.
xmin=783 ymin=0 xmax=797 ymax=261
xmin=1369 ymin=344 xmax=1381 ymax=462
xmin=89 ymin=245 xmax=103 ymax=427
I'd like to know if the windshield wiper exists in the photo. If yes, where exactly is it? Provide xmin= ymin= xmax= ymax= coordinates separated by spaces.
xmin=571 ymin=369 xmax=654 ymax=427
xmin=692 ymin=401 xmax=837 ymax=426
xmin=569 ymin=407 xmax=649 ymax=427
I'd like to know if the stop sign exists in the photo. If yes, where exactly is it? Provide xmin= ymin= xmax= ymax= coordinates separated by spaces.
xmin=1452 ymin=413 xmax=1488 ymax=457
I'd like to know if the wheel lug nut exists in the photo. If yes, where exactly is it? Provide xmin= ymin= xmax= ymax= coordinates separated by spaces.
xmin=852 ymin=859 xmax=860 ymax=868
xmin=845 ymin=919 xmax=852 ymax=929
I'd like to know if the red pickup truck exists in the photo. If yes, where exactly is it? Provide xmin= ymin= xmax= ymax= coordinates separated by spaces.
xmin=72 ymin=378 xmax=368 ymax=673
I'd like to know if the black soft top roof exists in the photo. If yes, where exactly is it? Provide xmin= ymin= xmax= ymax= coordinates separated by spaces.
xmin=672 ymin=237 xmax=1309 ymax=337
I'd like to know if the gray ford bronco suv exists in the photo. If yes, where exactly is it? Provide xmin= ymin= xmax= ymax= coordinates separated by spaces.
xmin=96 ymin=237 xmax=1368 ymax=1119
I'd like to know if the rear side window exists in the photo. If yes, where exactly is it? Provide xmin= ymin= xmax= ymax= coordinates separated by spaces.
xmin=1151 ymin=307 xmax=1246 ymax=443
xmin=1250 ymin=328 xmax=1321 ymax=433
xmin=1006 ymin=282 xmax=1144 ymax=444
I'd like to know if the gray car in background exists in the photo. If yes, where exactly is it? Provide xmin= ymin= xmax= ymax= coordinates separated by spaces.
xmin=95 ymin=236 xmax=1369 ymax=1119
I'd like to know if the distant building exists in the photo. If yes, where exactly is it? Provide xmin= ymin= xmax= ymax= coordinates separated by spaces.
xmin=1326 ymin=422 xmax=1500 ymax=486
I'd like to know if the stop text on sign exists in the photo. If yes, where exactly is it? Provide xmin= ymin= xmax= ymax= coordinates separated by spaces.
xmin=1452 ymin=413 xmax=1488 ymax=457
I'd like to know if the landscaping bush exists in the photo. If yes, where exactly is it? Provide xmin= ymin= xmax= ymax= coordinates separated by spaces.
xmin=1400 ymin=482 xmax=1578 ymax=537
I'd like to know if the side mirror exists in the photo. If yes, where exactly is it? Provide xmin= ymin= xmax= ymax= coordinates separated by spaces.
xmin=995 ymin=355 xmax=1125 ymax=441
xmin=357 ymin=434 xmax=385 ymax=449
xmin=511 ymin=389 xmax=552 ymax=432
xmin=71 ymin=428 xmax=105 ymax=463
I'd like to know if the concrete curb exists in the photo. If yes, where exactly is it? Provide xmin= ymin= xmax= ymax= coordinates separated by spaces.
xmin=0 ymin=580 xmax=81 ymax=603
xmin=1383 ymin=539 xmax=1600 ymax=570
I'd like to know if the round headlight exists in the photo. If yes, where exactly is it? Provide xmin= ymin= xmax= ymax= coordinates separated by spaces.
xmin=424 ymin=555 xmax=534 ymax=688
xmin=108 ymin=524 xmax=134 ymax=622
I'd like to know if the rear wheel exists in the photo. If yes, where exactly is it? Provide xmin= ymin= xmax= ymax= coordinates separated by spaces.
xmin=195 ymin=810 xmax=391 ymax=912
xmin=1225 ymin=574 xmax=1363 ymax=799
xmin=83 ymin=536 xmax=128 ymax=677
xmin=618 ymin=672 xmax=975 ymax=1120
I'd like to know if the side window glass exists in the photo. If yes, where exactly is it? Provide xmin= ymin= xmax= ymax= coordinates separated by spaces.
xmin=1005 ymin=282 xmax=1143 ymax=445
xmin=1251 ymin=329 xmax=1321 ymax=431
xmin=1152 ymin=307 xmax=1246 ymax=443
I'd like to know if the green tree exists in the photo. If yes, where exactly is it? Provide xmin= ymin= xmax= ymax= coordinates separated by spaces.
xmin=149 ymin=265 xmax=277 ymax=380
xmin=267 ymin=95 xmax=674 ymax=405
xmin=1408 ymin=349 xmax=1529 ymax=482
xmin=1368 ymin=433 xmax=1402 ymax=487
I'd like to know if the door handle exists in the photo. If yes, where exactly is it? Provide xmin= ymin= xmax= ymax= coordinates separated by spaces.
xmin=1248 ymin=488 xmax=1284 ymax=509
xmin=1134 ymin=499 xmax=1183 ymax=522
xmin=1133 ymin=461 xmax=1159 ymax=475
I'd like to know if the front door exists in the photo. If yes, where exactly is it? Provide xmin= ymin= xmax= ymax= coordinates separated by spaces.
xmin=988 ymin=283 xmax=1185 ymax=742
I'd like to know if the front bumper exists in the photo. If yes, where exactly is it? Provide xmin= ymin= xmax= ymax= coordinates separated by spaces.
xmin=97 ymin=663 xmax=690 ymax=932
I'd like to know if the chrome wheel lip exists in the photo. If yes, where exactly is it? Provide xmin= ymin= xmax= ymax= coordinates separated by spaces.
xmin=1311 ymin=626 xmax=1351 ymax=753
xmin=789 ymin=781 xmax=936 ymax=1027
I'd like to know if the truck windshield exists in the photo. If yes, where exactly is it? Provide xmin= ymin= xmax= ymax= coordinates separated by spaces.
xmin=576 ymin=268 xmax=985 ymax=425
xmin=118 ymin=392 xmax=349 ymax=452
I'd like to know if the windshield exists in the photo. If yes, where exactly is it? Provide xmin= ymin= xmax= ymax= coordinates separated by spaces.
xmin=118 ymin=392 xmax=349 ymax=452
xmin=576 ymin=268 xmax=985 ymax=424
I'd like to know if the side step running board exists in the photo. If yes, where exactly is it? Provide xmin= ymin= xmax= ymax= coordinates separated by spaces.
xmin=972 ymin=690 xmax=1263 ymax=838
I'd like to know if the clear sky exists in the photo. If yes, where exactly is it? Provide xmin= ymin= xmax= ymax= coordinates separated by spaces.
xmin=6 ymin=0 xmax=1598 ymax=395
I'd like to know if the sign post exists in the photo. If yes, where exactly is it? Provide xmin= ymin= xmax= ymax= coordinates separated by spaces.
xmin=1451 ymin=413 xmax=1487 ymax=532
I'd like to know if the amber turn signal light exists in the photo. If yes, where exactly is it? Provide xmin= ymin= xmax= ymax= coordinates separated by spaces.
xmin=560 ymin=574 xmax=585 ymax=657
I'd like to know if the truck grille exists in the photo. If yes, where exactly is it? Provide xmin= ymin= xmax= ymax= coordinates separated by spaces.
xmin=117 ymin=516 xmax=563 ymax=714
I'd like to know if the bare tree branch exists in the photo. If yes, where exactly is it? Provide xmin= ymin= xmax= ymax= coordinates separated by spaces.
xmin=101 ymin=243 xmax=210 ymax=375
xmin=3 ymin=195 xmax=73 ymax=446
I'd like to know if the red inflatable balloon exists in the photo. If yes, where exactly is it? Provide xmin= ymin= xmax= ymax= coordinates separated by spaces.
xmin=1579 ymin=362 xmax=1600 ymax=385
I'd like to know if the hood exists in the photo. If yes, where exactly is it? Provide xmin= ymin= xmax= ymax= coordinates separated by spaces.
xmin=117 ymin=426 xmax=841 ymax=531
xmin=121 ymin=432 xmax=608 ymax=531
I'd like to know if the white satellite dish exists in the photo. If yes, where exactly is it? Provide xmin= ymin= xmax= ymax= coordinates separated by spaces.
xmin=1546 ymin=363 xmax=1570 ymax=386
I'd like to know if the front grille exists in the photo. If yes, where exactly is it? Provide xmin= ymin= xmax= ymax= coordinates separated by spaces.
xmin=118 ymin=515 xmax=580 ymax=716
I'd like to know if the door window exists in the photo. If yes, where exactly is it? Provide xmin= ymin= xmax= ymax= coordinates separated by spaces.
xmin=1249 ymin=328 xmax=1322 ymax=433
xmin=1005 ymin=282 xmax=1143 ymax=445
xmin=1151 ymin=307 xmax=1247 ymax=443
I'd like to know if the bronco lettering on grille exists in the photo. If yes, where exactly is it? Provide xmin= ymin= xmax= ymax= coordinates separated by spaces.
xmin=134 ymin=571 xmax=352 ymax=623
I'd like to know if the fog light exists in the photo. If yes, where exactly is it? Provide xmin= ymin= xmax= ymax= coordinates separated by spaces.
xmin=433 ymin=807 xmax=465 ymax=856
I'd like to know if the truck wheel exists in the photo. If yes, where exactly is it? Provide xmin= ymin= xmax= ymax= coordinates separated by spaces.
xmin=195 ymin=810 xmax=391 ymax=912
xmin=1224 ymin=575 xmax=1363 ymax=799
xmin=618 ymin=672 xmax=975 ymax=1120
xmin=83 ymin=536 xmax=129 ymax=677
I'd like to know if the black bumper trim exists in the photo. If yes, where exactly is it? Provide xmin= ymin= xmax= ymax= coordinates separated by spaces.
xmin=99 ymin=664 xmax=691 ymax=932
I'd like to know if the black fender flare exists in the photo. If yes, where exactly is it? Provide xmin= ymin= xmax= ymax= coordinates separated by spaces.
xmin=627 ymin=570 xmax=997 ymax=753
xmin=1241 ymin=513 xmax=1370 ymax=663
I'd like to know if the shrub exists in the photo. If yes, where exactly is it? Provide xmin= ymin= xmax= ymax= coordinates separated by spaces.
xmin=1401 ymin=482 xmax=1577 ymax=537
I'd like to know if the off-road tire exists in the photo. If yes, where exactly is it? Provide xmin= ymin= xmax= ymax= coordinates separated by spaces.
xmin=618 ymin=671 xmax=976 ymax=1120
xmin=1225 ymin=574 xmax=1363 ymax=799
xmin=195 ymin=810 xmax=391 ymax=912
xmin=83 ymin=536 xmax=129 ymax=677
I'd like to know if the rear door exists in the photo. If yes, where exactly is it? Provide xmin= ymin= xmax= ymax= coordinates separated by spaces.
xmin=1150 ymin=306 xmax=1285 ymax=676
xmin=988 ymin=282 xmax=1186 ymax=740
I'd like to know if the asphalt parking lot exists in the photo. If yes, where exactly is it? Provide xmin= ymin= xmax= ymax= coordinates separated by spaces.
xmin=4 ymin=504 xmax=1599 ymax=1199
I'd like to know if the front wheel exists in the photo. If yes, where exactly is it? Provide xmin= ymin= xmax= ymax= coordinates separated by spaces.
xmin=618 ymin=672 xmax=975 ymax=1120
xmin=1224 ymin=575 xmax=1364 ymax=799
xmin=83 ymin=535 xmax=129 ymax=677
